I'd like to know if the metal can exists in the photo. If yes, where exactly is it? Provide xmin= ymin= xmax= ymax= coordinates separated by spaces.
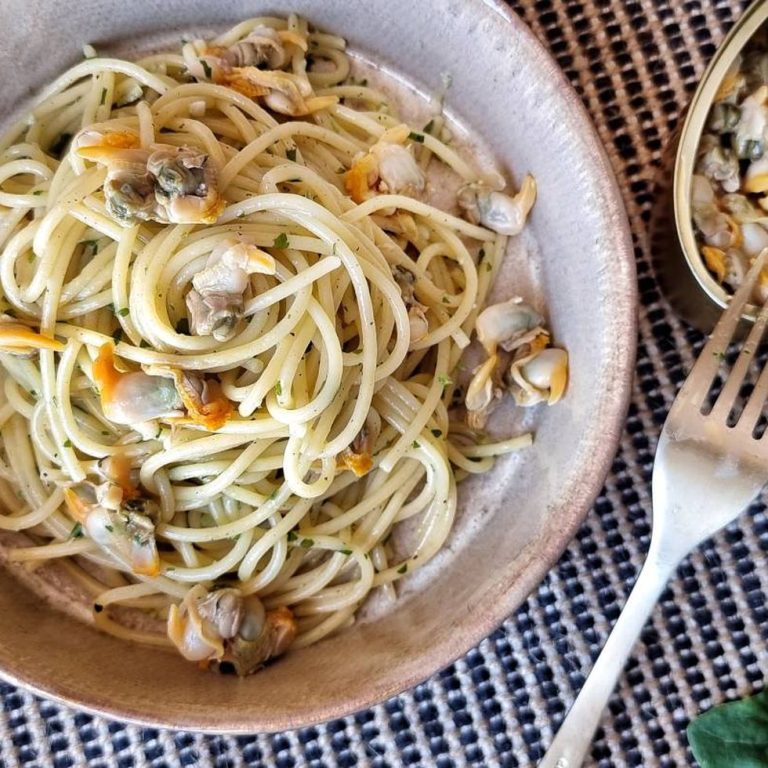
xmin=655 ymin=0 xmax=768 ymax=331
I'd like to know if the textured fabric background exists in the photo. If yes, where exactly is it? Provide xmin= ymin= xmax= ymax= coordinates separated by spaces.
xmin=1 ymin=0 xmax=765 ymax=765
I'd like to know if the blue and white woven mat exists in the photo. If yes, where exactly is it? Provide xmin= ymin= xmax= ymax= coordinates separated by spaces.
xmin=1 ymin=0 xmax=763 ymax=765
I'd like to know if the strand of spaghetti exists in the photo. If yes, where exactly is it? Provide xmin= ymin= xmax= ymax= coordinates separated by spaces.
xmin=139 ymin=433 xmax=255 ymax=493
xmin=157 ymin=482 xmax=292 ymax=544
xmin=220 ymin=123 xmax=361 ymax=188
xmin=238 ymin=514 xmax=289 ymax=595
xmin=0 ymin=487 xmax=64 ymax=532
xmin=290 ymin=602 xmax=359 ymax=648
xmin=172 ymin=441 xmax=273 ymax=511
xmin=342 ymin=195 xmax=493 ymax=240
xmin=460 ymin=434 xmax=534 ymax=458
xmin=0 ymin=59 xmax=169 ymax=155
xmin=237 ymin=497 xmax=313 ymax=581
xmin=93 ymin=581 xmax=167 ymax=608
xmin=7 ymin=538 xmax=96 ymax=561
xmin=160 ymin=528 xmax=254 ymax=583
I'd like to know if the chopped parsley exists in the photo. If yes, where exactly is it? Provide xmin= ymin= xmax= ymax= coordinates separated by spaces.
xmin=431 ymin=428 xmax=443 ymax=438
xmin=200 ymin=59 xmax=212 ymax=79
xmin=104 ymin=525 xmax=114 ymax=533
xmin=408 ymin=131 xmax=425 ymax=143
xmin=397 ymin=563 xmax=408 ymax=574
xmin=438 ymin=374 xmax=453 ymax=389
xmin=300 ymin=537 xmax=314 ymax=548
xmin=274 ymin=381 xmax=283 ymax=396
xmin=70 ymin=522 xmax=83 ymax=539
xmin=32 ymin=190 xmax=44 ymax=196
xmin=63 ymin=439 xmax=72 ymax=448
xmin=485 ymin=261 xmax=492 ymax=272
xmin=117 ymin=307 xmax=129 ymax=317
xmin=442 ymin=295 xmax=450 ymax=304
xmin=412 ymin=440 xmax=420 ymax=449
xmin=99 ymin=88 xmax=107 ymax=106
xmin=273 ymin=232 xmax=289 ymax=249
xmin=340 ymin=548 xmax=352 ymax=556
xmin=287 ymin=530 xmax=298 ymax=541
xmin=286 ymin=148 xmax=297 ymax=162
xmin=423 ymin=118 xmax=435 ymax=134
xmin=111 ymin=327 xmax=123 ymax=344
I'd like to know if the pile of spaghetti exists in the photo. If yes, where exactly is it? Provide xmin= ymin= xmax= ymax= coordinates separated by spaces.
xmin=0 ymin=15 xmax=566 ymax=674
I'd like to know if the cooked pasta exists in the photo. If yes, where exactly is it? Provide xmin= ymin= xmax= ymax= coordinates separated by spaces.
xmin=0 ymin=14 xmax=567 ymax=674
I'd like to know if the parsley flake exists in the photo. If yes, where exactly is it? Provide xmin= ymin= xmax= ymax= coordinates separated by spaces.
xmin=200 ymin=59 xmax=212 ymax=79
xmin=438 ymin=374 xmax=452 ymax=389
xmin=286 ymin=148 xmax=297 ymax=162
xmin=340 ymin=548 xmax=352 ymax=556
xmin=275 ymin=381 xmax=283 ymax=396
xmin=397 ymin=563 xmax=408 ymax=574
xmin=70 ymin=522 xmax=83 ymax=539
xmin=117 ymin=307 xmax=129 ymax=317
xmin=287 ymin=530 xmax=298 ymax=541
xmin=431 ymin=429 xmax=443 ymax=438
xmin=273 ymin=232 xmax=289 ymax=249
xmin=408 ymin=131 xmax=424 ymax=143
xmin=63 ymin=439 xmax=72 ymax=448
xmin=300 ymin=537 xmax=314 ymax=548
xmin=99 ymin=88 xmax=107 ymax=106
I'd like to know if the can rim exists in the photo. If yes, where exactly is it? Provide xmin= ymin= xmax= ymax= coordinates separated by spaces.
xmin=673 ymin=0 xmax=768 ymax=320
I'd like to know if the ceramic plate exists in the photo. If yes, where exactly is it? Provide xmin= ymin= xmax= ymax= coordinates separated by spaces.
xmin=0 ymin=0 xmax=636 ymax=731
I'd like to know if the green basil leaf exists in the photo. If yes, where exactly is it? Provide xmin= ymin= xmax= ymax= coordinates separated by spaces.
xmin=688 ymin=690 xmax=768 ymax=767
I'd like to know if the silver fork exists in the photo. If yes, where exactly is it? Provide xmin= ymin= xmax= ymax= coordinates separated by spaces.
xmin=539 ymin=251 xmax=768 ymax=768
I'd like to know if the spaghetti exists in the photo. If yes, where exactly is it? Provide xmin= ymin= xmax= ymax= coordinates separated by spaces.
xmin=0 ymin=14 xmax=567 ymax=674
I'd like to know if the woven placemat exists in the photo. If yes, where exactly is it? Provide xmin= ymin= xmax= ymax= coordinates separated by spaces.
xmin=2 ymin=0 xmax=763 ymax=765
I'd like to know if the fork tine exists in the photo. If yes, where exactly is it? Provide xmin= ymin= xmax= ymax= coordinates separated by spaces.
xmin=710 ymin=291 xmax=768 ymax=421
xmin=675 ymin=249 xmax=768 ymax=408
xmin=738 ymin=350 xmax=768 ymax=432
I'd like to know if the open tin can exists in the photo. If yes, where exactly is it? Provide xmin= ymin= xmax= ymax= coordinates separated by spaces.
xmin=656 ymin=0 xmax=768 ymax=331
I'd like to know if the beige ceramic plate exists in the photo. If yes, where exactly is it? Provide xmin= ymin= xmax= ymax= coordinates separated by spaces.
xmin=0 ymin=0 xmax=636 ymax=731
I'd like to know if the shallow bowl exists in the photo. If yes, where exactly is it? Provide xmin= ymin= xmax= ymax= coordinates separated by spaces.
xmin=0 ymin=0 xmax=636 ymax=732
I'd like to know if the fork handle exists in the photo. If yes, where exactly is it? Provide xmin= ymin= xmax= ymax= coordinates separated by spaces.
xmin=538 ymin=554 xmax=679 ymax=768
